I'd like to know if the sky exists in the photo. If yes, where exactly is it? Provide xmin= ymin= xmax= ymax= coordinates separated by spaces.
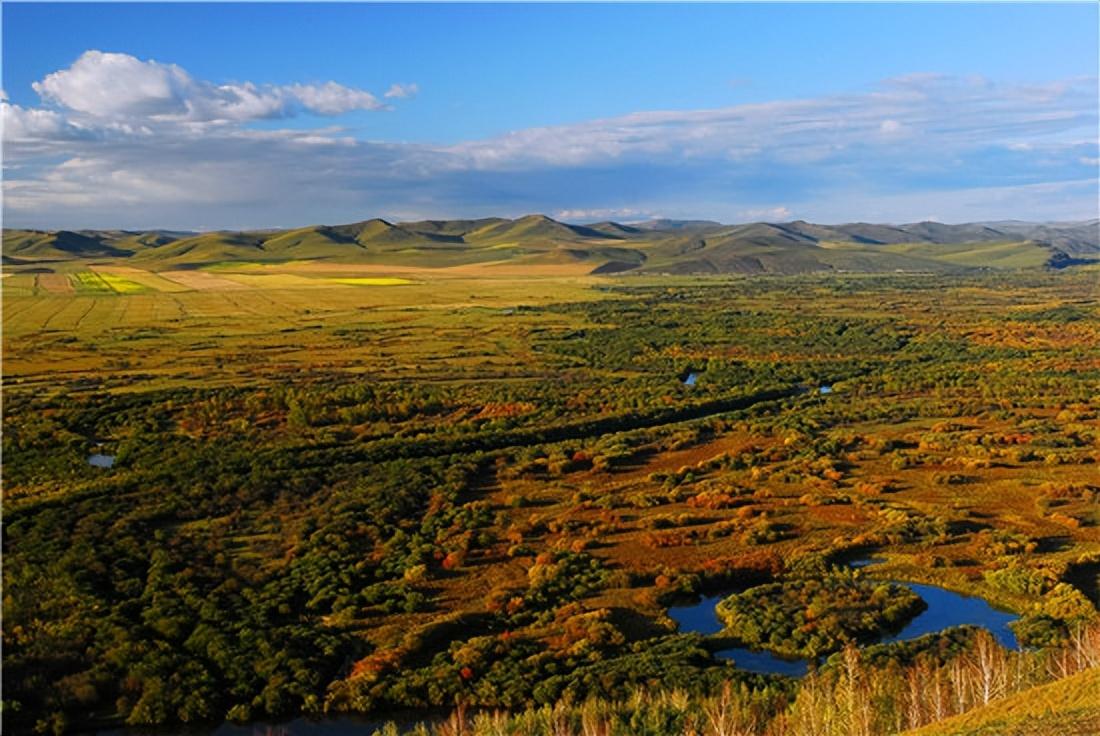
xmin=2 ymin=2 xmax=1098 ymax=230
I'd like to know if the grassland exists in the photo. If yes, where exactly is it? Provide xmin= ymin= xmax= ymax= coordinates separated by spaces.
xmin=879 ymin=240 xmax=1053 ymax=270
xmin=330 ymin=277 xmax=416 ymax=286
xmin=905 ymin=667 xmax=1100 ymax=736
xmin=2 ymin=263 xmax=1098 ymax=735
xmin=5 ymin=215 xmax=1094 ymax=276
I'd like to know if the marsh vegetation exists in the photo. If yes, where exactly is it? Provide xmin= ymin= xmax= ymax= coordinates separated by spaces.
xmin=3 ymin=262 xmax=1098 ymax=734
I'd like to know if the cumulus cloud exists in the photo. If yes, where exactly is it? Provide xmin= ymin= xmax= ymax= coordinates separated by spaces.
xmin=3 ymin=60 xmax=1097 ymax=229
xmin=384 ymin=83 xmax=419 ymax=99
xmin=28 ymin=50 xmax=385 ymax=125
xmin=3 ymin=101 xmax=77 ymax=141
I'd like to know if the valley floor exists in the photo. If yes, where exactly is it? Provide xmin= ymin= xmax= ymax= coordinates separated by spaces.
xmin=3 ymin=267 xmax=1098 ymax=734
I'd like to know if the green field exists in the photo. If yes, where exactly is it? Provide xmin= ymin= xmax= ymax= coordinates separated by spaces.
xmin=880 ymin=240 xmax=1053 ymax=269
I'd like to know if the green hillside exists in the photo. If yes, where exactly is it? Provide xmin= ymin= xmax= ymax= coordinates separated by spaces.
xmin=4 ymin=216 xmax=1095 ymax=274
xmin=129 ymin=232 xmax=266 ymax=268
xmin=2 ymin=229 xmax=131 ymax=261
xmin=257 ymin=226 xmax=365 ymax=259
xmin=881 ymin=240 xmax=1053 ymax=269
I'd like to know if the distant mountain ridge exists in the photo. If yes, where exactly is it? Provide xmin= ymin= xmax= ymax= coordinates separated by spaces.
xmin=4 ymin=215 xmax=1097 ymax=275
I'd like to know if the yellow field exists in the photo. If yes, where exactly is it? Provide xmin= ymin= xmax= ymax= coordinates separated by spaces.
xmin=212 ymin=272 xmax=333 ymax=289
xmin=90 ymin=265 xmax=191 ymax=293
xmin=97 ymin=273 xmax=152 ymax=294
xmin=2 ymin=273 xmax=38 ymax=297
xmin=329 ymin=277 xmax=415 ymax=286
xmin=39 ymin=274 xmax=76 ymax=294
xmin=1 ymin=265 xmax=609 ymax=390
xmin=159 ymin=269 xmax=251 ymax=290
xmin=69 ymin=271 xmax=151 ymax=294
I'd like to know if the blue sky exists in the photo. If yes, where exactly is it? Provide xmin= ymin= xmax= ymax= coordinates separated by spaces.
xmin=3 ymin=2 xmax=1098 ymax=229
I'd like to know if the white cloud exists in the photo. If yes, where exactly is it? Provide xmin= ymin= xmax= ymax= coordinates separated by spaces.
xmin=284 ymin=82 xmax=384 ymax=116
xmin=444 ymin=75 xmax=1096 ymax=171
xmin=555 ymin=207 xmax=657 ymax=222
xmin=34 ymin=51 xmax=194 ymax=119
xmin=28 ymin=50 xmax=386 ymax=125
xmin=879 ymin=119 xmax=905 ymax=136
xmin=2 ymin=101 xmax=72 ymax=141
xmin=3 ymin=60 xmax=1097 ymax=229
xmin=738 ymin=206 xmax=793 ymax=222
xmin=384 ymin=83 xmax=419 ymax=99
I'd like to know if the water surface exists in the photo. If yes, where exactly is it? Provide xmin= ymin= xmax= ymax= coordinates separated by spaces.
xmin=668 ymin=562 xmax=1019 ymax=676
xmin=88 ymin=454 xmax=115 ymax=468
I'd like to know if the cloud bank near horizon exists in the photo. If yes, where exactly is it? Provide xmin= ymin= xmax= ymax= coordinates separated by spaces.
xmin=3 ymin=51 xmax=1097 ymax=230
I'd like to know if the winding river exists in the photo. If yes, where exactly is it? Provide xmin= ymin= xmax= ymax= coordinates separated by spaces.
xmin=667 ymin=559 xmax=1020 ymax=677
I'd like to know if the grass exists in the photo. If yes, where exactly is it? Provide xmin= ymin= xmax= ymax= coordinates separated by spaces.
xmin=97 ymin=272 xmax=153 ymax=294
xmin=209 ymin=272 xmax=331 ymax=289
xmin=90 ymin=266 xmax=191 ymax=293
xmin=2 ymin=266 xmax=608 ymax=390
xmin=69 ymin=271 xmax=116 ymax=294
xmin=881 ymin=241 xmax=1052 ymax=269
xmin=330 ymin=277 xmax=416 ymax=286
xmin=69 ymin=271 xmax=151 ymax=294
xmin=1 ymin=273 xmax=38 ymax=297
xmin=905 ymin=667 xmax=1100 ymax=736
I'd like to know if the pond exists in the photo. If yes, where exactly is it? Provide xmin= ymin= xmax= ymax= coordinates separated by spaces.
xmin=88 ymin=453 xmax=115 ymax=468
xmin=667 ymin=588 xmax=812 ymax=676
xmin=667 ymin=560 xmax=1019 ymax=676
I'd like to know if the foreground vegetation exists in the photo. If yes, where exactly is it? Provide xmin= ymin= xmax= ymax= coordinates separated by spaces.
xmin=370 ymin=625 xmax=1100 ymax=735
xmin=3 ymin=263 xmax=1099 ymax=734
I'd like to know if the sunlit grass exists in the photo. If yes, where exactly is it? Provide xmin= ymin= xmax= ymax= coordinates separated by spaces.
xmin=330 ymin=277 xmax=416 ymax=286
xmin=98 ymin=273 xmax=152 ymax=293
xmin=70 ymin=272 xmax=116 ymax=294
xmin=70 ymin=271 xmax=151 ymax=294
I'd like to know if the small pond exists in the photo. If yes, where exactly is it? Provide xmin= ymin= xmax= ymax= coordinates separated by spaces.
xmin=88 ymin=453 xmax=115 ymax=468
xmin=668 ymin=587 xmax=811 ymax=676
xmin=668 ymin=560 xmax=1019 ymax=676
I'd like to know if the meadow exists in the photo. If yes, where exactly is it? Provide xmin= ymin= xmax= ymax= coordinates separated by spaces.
xmin=2 ymin=260 xmax=1098 ymax=735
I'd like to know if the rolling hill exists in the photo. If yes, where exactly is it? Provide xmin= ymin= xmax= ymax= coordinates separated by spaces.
xmin=904 ymin=667 xmax=1100 ymax=736
xmin=2 ymin=229 xmax=134 ymax=262
xmin=3 ymin=216 xmax=1096 ymax=275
